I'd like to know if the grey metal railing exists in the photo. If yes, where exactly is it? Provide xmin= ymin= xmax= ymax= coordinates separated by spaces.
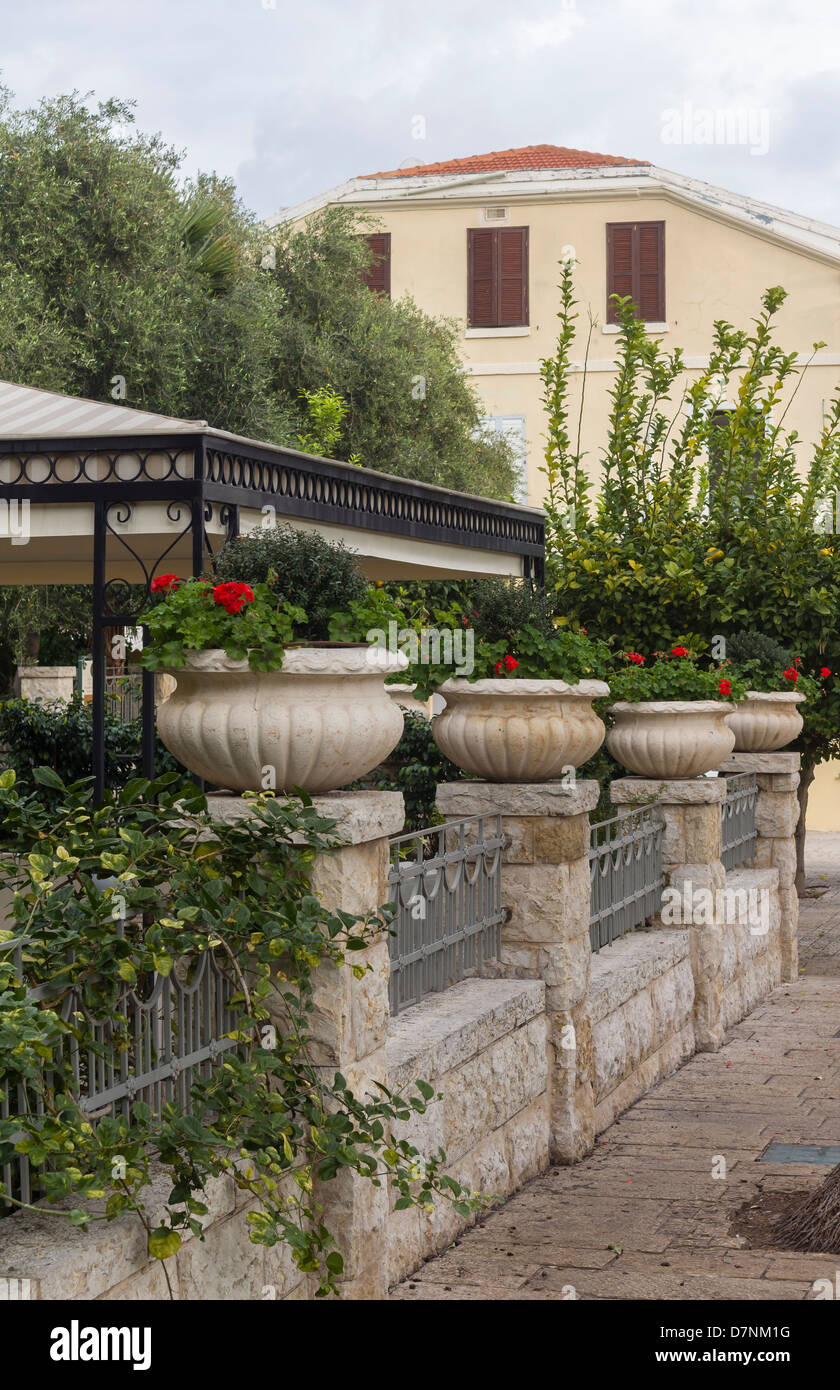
xmin=1 ymin=930 xmax=239 ymax=1213
xmin=721 ymin=772 xmax=757 ymax=870
xmin=589 ymin=806 xmax=664 ymax=953
xmin=387 ymin=815 xmax=506 ymax=1016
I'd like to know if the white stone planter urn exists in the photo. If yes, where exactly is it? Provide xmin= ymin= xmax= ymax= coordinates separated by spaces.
xmin=431 ymin=678 xmax=610 ymax=782
xmin=724 ymin=690 xmax=805 ymax=752
xmin=156 ymin=645 xmax=407 ymax=793
xmin=606 ymin=700 xmax=736 ymax=779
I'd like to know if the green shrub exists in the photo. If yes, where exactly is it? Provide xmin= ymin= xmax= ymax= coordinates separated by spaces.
xmin=722 ymin=629 xmax=794 ymax=692
xmin=358 ymin=711 xmax=464 ymax=832
xmin=0 ymin=697 xmax=181 ymax=792
xmin=468 ymin=577 xmax=559 ymax=646
xmin=213 ymin=524 xmax=368 ymax=640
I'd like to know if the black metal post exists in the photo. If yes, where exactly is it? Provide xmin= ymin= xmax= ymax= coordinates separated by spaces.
xmin=92 ymin=500 xmax=106 ymax=801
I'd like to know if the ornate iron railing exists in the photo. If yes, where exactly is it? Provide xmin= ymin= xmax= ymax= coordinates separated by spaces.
xmin=387 ymin=815 xmax=506 ymax=1015
xmin=0 ymin=930 xmax=239 ymax=1213
xmin=721 ymin=772 xmax=757 ymax=870
xmin=589 ymin=807 xmax=664 ymax=953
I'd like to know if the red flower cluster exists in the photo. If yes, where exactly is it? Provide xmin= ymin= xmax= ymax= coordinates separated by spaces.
xmin=718 ymin=679 xmax=732 ymax=696
xmin=782 ymin=667 xmax=798 ymax=683
xmin=625 ymin=651 xmax=645 ymax=665
xmin=821 ymin=667 xmax=832 ymax=679
xmin=151 ymin=573 xmax=180 ymax=593
xmin=671 ymin=646 xmax=690 ymax=658
xmin=494 ymin=654 xmax=519 ymax=675
xmin=212 ymin=581 xmax=255 ymax=614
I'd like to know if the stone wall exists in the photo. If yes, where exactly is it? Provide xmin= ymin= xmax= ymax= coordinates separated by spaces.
xmin=590 ymin=930 xmax=695 ymax=1134
xmin=0 ymin=762 xmax=800 ymax=1301
xmin=385 ymin=978 xmax=548 ymax=1286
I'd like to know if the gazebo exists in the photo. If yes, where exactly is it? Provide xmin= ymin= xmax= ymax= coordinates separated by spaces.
xmin=0 ymin=380 xmax=545 ymax=796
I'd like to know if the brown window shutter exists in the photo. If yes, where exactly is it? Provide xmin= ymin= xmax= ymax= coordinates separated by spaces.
xmin=360 ymin=233 xmax=391 ymax=297
xmin=606 ymin=221 xmax=665 ymax=323
xmin=498 ymin=227 xmax=528 ymax=326
xmin=638 ymin=222 xmax=665 ymax=322
xmin=468 ymin=228 xmax=497 ymax=327
xmin=468 ymin=227 xmax=528 ymax=328
xmin=606 ymin=224 xmax=634 ymax=321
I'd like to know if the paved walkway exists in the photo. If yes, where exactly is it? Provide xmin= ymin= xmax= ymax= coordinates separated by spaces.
xmin=390 ymin=833 xmax=840 ymax=1300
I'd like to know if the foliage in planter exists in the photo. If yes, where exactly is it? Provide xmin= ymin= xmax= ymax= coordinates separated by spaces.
xmin=607 ymin=648 xmax=747 ymax=704
xmin=540 ymin=263 xmax=840 ymax=885
xmin=0 ymin=768 xmax=481 ymax=1295
xmin=720 ymin=629 xmax=822 ymax=702
xmin=0 ymin=697 xmax=181 ymax=795
xmin=140 ymin=577 xmax=303 ymax=671
xmin=212 ymin=524 xmax=369 ymax=641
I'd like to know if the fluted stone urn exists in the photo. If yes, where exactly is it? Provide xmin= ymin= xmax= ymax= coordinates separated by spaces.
xmin=724 ymin=691 xmax=805 ymax=752
xmin=431 ymin=678 xmax=609 ymax=782
xmin=157 ymin=645 xmax=407 ymax=793
xmin=606 ymin=700 xmax=736 ymax=779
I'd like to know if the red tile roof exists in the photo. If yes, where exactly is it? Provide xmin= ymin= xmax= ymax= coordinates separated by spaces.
xmin=359 ymin=143 xmax=649 ymax=179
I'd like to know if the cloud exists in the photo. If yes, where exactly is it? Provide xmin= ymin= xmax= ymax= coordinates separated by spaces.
xmin=0 ymin=0 xmax=838 ymax=224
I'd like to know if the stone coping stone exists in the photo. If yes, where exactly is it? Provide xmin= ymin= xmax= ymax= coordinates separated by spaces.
xmin=0 ymin=1163 xmax=240 ymax=1300
xmin=436 ymin=780 xmax=599 ymax=818
xmin=611 ymin=777 xmax=726 ymax=805
xmin=721 ymin=752 xmax=801 ymax=773
xmin=386 ymin=978 xmax=545 ymax=1087
xmin=589 ymin=929 xmax=690 ymax=1023
xmin=16 ymin=665 xmax=76 ymax=678
xmin=206 ymin=790 xmax=405 ymax=845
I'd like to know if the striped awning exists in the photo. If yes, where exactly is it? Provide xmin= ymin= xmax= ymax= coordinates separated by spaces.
xmin=0 ymin=380 xmax=208 ymax=438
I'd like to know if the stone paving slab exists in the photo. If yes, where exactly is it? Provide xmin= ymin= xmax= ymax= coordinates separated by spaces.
xmin=389 ymin=834 xmax=840 ymax=1302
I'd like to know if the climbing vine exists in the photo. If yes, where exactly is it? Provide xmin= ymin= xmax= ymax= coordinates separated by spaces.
xmin=0 ymin=769 xmax=481 ymax=1296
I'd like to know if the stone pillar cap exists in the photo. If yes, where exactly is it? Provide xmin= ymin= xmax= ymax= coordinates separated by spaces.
xmin=720 ymin=752 xmax=801 ymax=773
xmin=206 ymin=790 xmax=405 ymax=845
xmin=611 ymin=776 xmax=727 ymax=805
xmin=436 ymin=779 xmax=600 ymax=817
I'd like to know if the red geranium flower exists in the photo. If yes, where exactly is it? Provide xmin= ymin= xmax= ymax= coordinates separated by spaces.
xmin=671 ymin=646 xmax=690 ymax=658
xmin=782 ymin=667 xmax=798 ymax=683
xmin=625 ymin=651 xmax=645 ymax=665
xmin=718 ymin=679 xmax=731 ymax=696
xmin=212 ymin=581 xmax=255 ymax=615
xmin=503 ymin=654 xmax=519 ymax=672
xmin=821 ymin=667 xmax=831 ymax=678
xmin=794 ymin=657 xmax=802 ymax=666
xmin=151 ymin=573 xmax=180 ymax=593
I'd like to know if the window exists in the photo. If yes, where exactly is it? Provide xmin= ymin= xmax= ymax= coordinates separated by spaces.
xmin=480 ymin=414 xmax=528 ymax=503
xmin=360 ymin=233 xmax=391 ymax=297
xmin=467 ymin=227 xmax=529 ymax=328
xmin=606 ymin=221 xmax=665 ymax=323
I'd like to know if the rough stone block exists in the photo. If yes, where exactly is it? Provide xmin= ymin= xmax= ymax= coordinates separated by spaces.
xmin=682 ymin=803 xmax=723 ymax=862
xmin=533 ymin=814 xmax=590 ymax=864
xmin=754 ymin=792 xmax=798 ymax=839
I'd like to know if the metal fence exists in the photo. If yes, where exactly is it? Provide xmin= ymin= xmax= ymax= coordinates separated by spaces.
xmin=1 ymin=930 xmax=239 ymax=1213
xmin=105 ymin=672 xmax=143 ymax=723
xmin=589 ymin=806 xmax=664 ymax=953
xmin=721 ymin=772 xmax=758 ymax=870
xmin=387 ymin=815 xmax=506 ymax=1016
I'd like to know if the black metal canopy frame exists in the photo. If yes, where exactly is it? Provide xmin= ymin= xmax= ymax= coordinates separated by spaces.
xmin=0 ymin=431 xmax=546 ymax=800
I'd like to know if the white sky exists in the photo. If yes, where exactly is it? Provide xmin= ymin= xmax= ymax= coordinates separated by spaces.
xmin=2 ymin=0 xmax=839 ymax=223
